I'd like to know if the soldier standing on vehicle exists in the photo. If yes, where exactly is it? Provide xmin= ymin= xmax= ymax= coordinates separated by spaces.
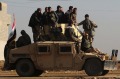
xmin=16 ymin=30 xmax=31 ymax=47
xmin=42 ymin=7 xmax=50 ymax=40
xmin=70 ymin=8 xmax=77 ymax=25
xmin=65 ymin=6 xmax=73 ymax=25
xmin=47 ymin=7 xmax=58 ymax=28
xmin=78 ymin=14 xmax=97 ymax=43
xmin=55 ymin=5 xmax=65 ymax=24
xmin=28 ymin=8 xmax=43 ymax=42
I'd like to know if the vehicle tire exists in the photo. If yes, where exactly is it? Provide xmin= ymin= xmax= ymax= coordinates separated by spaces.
xmin=102 ymin=70 xmax=109 ymax=75
xmin=34 ymin=70 xmax=43 ymax=76
xmin=84 ymin=58 xmax=103 ymax=76
xmin=16 ymin=59 xmax=35 ymax=77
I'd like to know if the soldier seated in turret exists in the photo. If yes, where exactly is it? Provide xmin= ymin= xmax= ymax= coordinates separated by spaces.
xmin=65 ymin=26 xmax=81 ymax=53
xmin=16 ymin=30 xmax=31 ymax=47
xmin=65 ymin=26 xmax=80 ymax=42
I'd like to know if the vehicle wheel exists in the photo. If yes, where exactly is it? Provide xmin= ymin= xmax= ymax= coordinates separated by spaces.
xmin=84 ymin=58 xmax=103 ymax=76
xmin=34 ymin=70 xmax=43 ymax=76
xmin=16 ymin=59 xmax=35 ymax=77
xmin=102 ymin=70 xmax=109 ymax=75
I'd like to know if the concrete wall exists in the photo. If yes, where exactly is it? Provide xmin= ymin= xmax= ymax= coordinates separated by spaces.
xmin=0 ymin=2 xmax=11 ymax=60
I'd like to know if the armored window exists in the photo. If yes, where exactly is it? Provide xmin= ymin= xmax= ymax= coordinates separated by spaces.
xmin=38 ymin=46 xmax=50 ymax=54
xmin=0 ymin=3 xmax=1 ymax=10
xmin=59 ymin=46 xmax=72 ymax=54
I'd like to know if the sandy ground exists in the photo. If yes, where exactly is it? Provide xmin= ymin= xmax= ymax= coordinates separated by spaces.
xmin=0 ymin=61 xmax=120 ymax=79
xmin=0 ymin=70 xmax=120 ymax=79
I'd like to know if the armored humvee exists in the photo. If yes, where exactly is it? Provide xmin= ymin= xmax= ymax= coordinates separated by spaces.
xmin=8 ymin=41 xmax=118 ymax=77
xmin=7 ymin=24 xmax=118 ymax=77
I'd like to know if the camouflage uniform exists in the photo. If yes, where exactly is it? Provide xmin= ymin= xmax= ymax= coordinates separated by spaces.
xmin=70 ymin=8 xmax=77 ymax=25
xmin=65 ymin=27 xmax=80 ymax=42
xmin=64 ymin=6 xmax=73 ymax=25
xmin=48 ymin=11 xmax=58 ymax=28
xmin=81 ymin=36 xmax=91 ymax=52
xmin=47 ymin=10 xmax=58 ymax=40
xmin=28 ymin=8 xmax=43 ymax=42
xmin=65 ymin=27 xmax=80 ymax=53
xmin=65 ymin=10 xmax=72 ymax=25
xmin=78 ymin=15 xmax=97 ymax=43
xmin=70 ymin=13 xmax=77 ymax=25
xmin=78 ymin=20 xmax=96 ymax=35
xmin=55 ymin=6 xmax=65 ymax=24
xmin=42 ymin=10 xmax=50 ymax=40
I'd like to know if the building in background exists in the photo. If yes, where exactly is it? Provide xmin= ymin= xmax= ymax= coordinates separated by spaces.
xmin=0 ymin=2 xmax=11 ymax=60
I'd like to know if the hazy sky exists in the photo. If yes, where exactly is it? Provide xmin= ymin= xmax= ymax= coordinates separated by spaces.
xmin=1 ymin=0 xmax=120 ymax=59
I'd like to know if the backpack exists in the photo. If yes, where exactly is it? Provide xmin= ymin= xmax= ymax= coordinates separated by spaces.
xmin=83 ymin=19 xmax=92 ymax=30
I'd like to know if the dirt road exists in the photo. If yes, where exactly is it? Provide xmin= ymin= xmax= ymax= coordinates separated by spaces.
xmin=0 ymin=61 xmax=120 ymax=79
xmin=0 ymin=70 xmax=120 ymax=79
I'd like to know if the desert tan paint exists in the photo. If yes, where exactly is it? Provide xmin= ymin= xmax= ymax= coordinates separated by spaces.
xmin=0 ymin=2 xmax=11 ymax=60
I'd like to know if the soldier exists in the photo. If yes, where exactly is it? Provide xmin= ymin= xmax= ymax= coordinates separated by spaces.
xmin=65 ymin=26 xmax=80 ymax=42
xmin=42 ymin=7 xmax=50 ymax=40
xmin=16 ymin=30 xmax=31 ymax=47
xmin=65 ymin=26 xmax=81 ymax=53
xmin=28 ymin=8 xmax=43 ymax=42
xmin=81 ymin=33 xmax=91 ymax=52
xmin=65 ymin=6 xmax=73 ymax=25
xmin=81 ymin=33 xmax=101 ymax=53
xmin=55 ymin=5 xmax=65 ymax=24
xmin=70 ymin=8 xmax=77 ymax=25
xmin=42 ymin=7 xmax=48 ymax=25
xmin=78 ymin=14 xmax=97 ymax=43
xmin=47 ymin=7 xmax=58 ymax=28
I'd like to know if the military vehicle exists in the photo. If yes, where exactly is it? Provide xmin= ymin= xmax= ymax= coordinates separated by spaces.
xmin=7 ymin=24 xmax=118 ymax=77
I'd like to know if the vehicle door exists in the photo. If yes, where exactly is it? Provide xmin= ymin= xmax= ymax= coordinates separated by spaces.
xmin=55 ymin=43 xmax=74 ymax=69
xmin=36 ymin=43 xmax=54 ymax=69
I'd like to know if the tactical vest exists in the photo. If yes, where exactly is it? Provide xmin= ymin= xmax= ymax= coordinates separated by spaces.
xmin=84 ymin=39 xmax=91 ymax=48
xmin=83 ymin=19 xmax=92 ymax=30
